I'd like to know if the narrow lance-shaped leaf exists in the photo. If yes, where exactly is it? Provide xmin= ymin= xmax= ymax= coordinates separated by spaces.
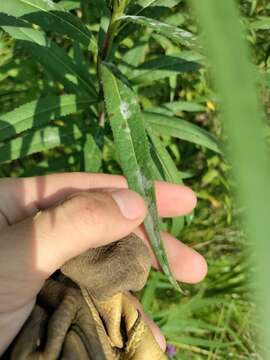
xmin=251 ymin=17 xmax=270 ymax=31
xmin=0 ymin=14 xmax=96 ymax=96
xmin=144 ymin=111 xmax=222 ymax=154
xmin=100 ymin=63 xmax=181 ymax=290
xmin=0 ymin=95 xmax=95 ymax=142
xmin=134 ymin=0 xmax=182 ymax=9
xmin=0 ymin=124 xmax=83 ymax=164
xmin=83 ymin=134 xmax=102 ymax=172
xmin=0 ymin=0 xmax=97 ymax=50
xmin=147 ymin=126 xmax=184 ymax=235
xmin=119 ymin=15 xmax=197 ymax=48
xmin=130 ymin=54 xmax=201 ymax=84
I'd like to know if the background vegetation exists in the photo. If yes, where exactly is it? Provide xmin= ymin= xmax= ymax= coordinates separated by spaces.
xmin=0 ymin=0 xmax=270 ymax=358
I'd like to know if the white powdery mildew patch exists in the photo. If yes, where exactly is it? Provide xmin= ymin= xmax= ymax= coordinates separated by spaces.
xmin=135 ymin=169 xmax=152 ymax=191
xmin=43 ymin=0 xmax=55 ymax=8
xmin=120 ymin=101 xmax=131 ymax=120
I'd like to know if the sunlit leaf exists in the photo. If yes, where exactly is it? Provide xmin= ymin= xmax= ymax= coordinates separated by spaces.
xmin=0 ymin=0 xmax=96 ymax=50
xmin=0 ymin=95 xmax=95 ymax=142
xmin=119 ymin=15 xmax=196 ymax=48
xmin=0 ymin=124 xmax=83 ymax=163
xmin=0 ymin=14 xmax=96 ymax=96
xmin=145 ymin=112 xmax=222 ymax=153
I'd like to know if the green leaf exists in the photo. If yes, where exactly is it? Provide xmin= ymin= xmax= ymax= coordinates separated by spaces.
xmin=144 ymin=112 xmax=222 ymax=153
xmin=0 ymin=0 xmax=97 ymax=50
xmin=141 ymin=271 xmax=160 ymax=313
xmin=83 ymin=134 xmax=102 ymax=172
xmin=251 ymin=17 xmax=270 ymax=30
xmin=0 ymin=15 xmax=96 ymax=96
xmin=119 ymin=41 xmax=148 ymax=77
xmin=0 ymin=123 xmax=83 ymax=163
xmin=100 ymin=63 xmax=181 ymax=291
xmin=147 ymin=127 xmax=184 ymax=234
xmin=119 ymin=15 xmax=197 ymax=48
xmin=150 ymin=0 xmax=182 ymax=6
xmin=58 ymin=0 xmax=80 ymax=11
xmin=0 ymin=95 xmax=95 ymax=142
xmin=130 ymin=54 xmax=201 ymax=84
xmin=164 ymin=101 xmax=207 ymax=113
xmin=132 ymin=0 xmax=182 ymax=10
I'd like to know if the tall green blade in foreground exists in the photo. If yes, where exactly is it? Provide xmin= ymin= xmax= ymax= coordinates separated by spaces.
xmin=191 ymin=1 xmax=270 ymax=357
xmin=100 ymin=63 xmax=180 ymax=291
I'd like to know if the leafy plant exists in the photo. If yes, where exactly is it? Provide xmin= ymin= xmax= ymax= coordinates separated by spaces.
xmin=1 ymin=0 xmax=269 ymax=358
xmin=0 ymin=0 xmax=221 ymax=289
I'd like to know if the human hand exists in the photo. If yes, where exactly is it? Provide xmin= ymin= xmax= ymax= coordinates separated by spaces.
xmin=0 ymin=173 xmax=207 ymax=354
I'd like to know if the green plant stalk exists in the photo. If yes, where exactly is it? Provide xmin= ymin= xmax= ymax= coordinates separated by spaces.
xmin=97 ymin=1 xmax=127 ymax=124
xmin=191 ymin=0 xmax=270 ymax=357
xmin=100 ymin=0 xmax=128 ymax=60
xmin=98 ymin=0 xmax=128 ymax=109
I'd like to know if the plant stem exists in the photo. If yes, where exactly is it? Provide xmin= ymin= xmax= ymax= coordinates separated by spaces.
xmin=97 ymin=1 xmax=129 ymax=125
xmin=100 ymin=0 xmax=128 ymax=61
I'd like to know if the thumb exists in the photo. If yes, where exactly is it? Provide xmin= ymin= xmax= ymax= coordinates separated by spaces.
xmin=1 ymin=189 xmax=147 ymax=294
xmin=34 ymin=189 xmax=147 ymax=273
xmin=0 ymin=189 xmax=147 ymax=354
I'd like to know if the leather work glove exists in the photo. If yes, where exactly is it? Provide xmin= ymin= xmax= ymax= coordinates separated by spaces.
xmin=9 ymin=234 xmax=168 ymax=360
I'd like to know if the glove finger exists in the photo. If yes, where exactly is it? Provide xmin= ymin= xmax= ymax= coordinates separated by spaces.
xmin=125 ymin=293 xmax=167 ymax=352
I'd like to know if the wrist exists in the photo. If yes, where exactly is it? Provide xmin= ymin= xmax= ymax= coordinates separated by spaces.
xmin=0 ymin=299 xmax=35 ymax=356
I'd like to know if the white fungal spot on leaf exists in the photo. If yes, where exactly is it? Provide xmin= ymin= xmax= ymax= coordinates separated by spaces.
xmin=120 ymin=101 xmax=131 ymax=120
xmin=44 ymin=0 xmax=54 ymax=7
xmin=135 ymin=169 xmax=152 ymax=191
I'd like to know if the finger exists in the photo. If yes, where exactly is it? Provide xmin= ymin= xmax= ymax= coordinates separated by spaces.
xmin=135 ymin=228 xmax=208 ymax=284
xmin=0 ymin=173 xmax=196 ymax=224
xmin=126 ymin=293 xmax=166 ymax=352
xmin=0 ymin=190 xmax=147 ymax=301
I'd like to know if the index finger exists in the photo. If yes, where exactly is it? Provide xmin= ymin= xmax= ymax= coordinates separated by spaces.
xmin=0 ymin=173 xmax=196 ymax=224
